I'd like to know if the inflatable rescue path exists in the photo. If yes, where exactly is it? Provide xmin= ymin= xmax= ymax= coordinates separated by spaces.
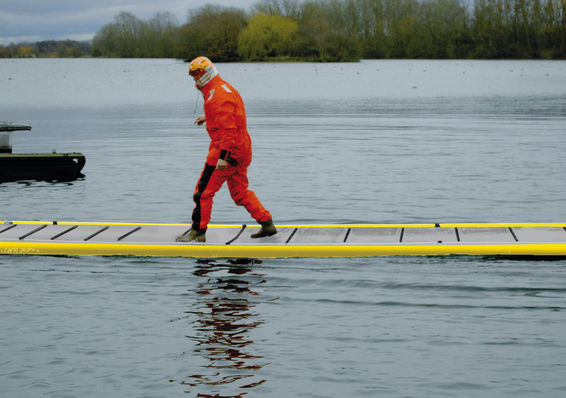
xmin=1 ymin=221 xmax=566 ymax=258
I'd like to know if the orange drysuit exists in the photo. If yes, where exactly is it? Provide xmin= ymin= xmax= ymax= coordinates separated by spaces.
xmin=191 ymin=74 xmax=272 ymax=231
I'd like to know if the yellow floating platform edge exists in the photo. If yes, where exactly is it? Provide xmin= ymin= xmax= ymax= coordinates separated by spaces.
xmin=1 ymin=241 xmax=566 ymax=258
xmin=3 ymin=221 xmax=436 ymax=228
xmin=4 ymin=221 xmax=566 ymax=228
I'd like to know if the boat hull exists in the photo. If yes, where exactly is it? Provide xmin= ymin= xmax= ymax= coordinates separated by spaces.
xmin=0 ymin=153 xmax=85 ymax=182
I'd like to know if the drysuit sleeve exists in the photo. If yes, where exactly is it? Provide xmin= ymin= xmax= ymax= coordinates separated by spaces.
xmin=215 ymin=99 xmax=239 ymax=165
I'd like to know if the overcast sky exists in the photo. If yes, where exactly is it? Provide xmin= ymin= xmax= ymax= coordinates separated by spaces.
xmin=0 ymin=0 xmax=258 ymax=45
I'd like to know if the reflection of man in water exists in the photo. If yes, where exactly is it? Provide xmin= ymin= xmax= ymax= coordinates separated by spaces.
xmin=177 ymin=56 xmax=277 ymax=243
xmin=183 ymin=260 xmax=267 ymax=395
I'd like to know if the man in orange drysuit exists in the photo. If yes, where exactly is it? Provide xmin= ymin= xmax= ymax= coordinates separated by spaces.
xmin=176 ymin=56 xmax=276 ymax=243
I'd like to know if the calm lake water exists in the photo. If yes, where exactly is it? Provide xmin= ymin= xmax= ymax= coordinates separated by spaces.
xmin=1 ymin=59 xmax=566 ymax=397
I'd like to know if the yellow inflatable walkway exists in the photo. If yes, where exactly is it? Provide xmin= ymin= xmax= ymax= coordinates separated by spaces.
xmin=1 ymin=221 xmax=566 ymax=258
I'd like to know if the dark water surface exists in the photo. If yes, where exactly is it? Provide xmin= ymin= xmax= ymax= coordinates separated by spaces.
xmin=1 ymin=59 xmax=566 ymax=397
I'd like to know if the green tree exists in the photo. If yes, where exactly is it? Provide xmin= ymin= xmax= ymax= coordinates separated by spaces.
xmin=382 ymin=0 xmax=420 ymax=58
xmin=253 ymin=0 xmax=302 ymax=19
xmin=472 ymin=0 xmax=506 ymax=57
xmin=295 ymin=0 xmax=361 ymax=61
xmin=176 ymin=5 xmax=247 ymax=61
xmin=17 ymin=46 xmax=34 ymax=57
xmin=419 ymin=0 xmax=471 ymax=58
xmin=341 ymin=0 xmax=388 ymax=58
xmin=237 ymin=13 xmax=298 ymax=60
xmin=139 ymin=12 xmax=179 ymax=57
xmin=93 ymin=11 xmax=179 ymax=57
xmin=92 ymin=11 xmax=144 ymax=57
xmin=539 ymin=0 xmax=566 ymax=57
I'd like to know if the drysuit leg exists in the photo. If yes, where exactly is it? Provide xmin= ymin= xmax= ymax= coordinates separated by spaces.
xmin=191 ymin=163 xmax=227 ymax=231
xmin=227 ymin=165 xmax=272 ymax=223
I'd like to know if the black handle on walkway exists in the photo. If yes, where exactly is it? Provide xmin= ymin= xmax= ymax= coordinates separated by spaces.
xmin=19 ymin=225 xmax=47 ymax=240
xmin=226 ymin=225 xmax=246 ymax=245
xmin=118 ymin=226 xmax=142 ymax=241
xmin=84 ymin=226 xmax=109 ymax=241
xmin=0 ymin=224 xmax=17 ymax=234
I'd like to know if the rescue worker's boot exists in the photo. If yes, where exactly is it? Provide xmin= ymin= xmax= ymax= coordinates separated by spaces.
xmin=251 ymin=219 xmax=277 ymax=238
xmin=176 ymin=228 xmax=206 ymax=243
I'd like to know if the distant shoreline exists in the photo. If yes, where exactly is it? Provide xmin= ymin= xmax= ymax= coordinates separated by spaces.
xmin=3 ymin=0 xmax=566 ymax=62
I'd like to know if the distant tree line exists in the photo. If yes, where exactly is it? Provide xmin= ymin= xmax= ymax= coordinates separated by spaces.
xmin=92 ymin=11 xmax=180 ymax=57
xmin=0 ymin=40 xmax=91 ymax=58
xmin=3 ymin=0 xmax=565 ymax=60
xmin=92 ymin=0 xmax=566 ymax=60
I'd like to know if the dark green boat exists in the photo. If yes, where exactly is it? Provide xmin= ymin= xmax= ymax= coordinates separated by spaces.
xmin=0 ymin=124 xmax=85 ymax=182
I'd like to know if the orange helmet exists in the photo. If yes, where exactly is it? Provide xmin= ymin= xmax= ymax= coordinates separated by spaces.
xmin=188 ymin=56 xmax=218 ymax=88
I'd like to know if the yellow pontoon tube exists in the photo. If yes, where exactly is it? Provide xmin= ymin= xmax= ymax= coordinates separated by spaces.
xmin=1 ymin=221 xmax=566 ymax=258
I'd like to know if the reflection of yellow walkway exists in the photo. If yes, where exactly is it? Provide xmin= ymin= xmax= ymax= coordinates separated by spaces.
xmin=180 ymin=260 xmax=267 ymax=396
xmin=2 ymin=221 xmax=566 ymax=258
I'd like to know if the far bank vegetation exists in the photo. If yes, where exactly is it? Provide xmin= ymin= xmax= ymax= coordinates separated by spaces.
xmin=3 ymin=0 xmax=565 ymax=60
xmin=92 ymin=0 xmax=566 ymax=61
